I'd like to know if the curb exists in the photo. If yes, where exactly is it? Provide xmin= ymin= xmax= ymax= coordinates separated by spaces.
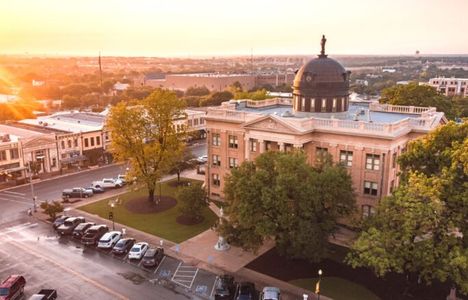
xmin=0 ymin=163 xmax=124 ymax=193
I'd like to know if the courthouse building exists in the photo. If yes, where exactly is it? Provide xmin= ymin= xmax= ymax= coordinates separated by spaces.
xmin=204 ymin=37 xmax=446 ymax=217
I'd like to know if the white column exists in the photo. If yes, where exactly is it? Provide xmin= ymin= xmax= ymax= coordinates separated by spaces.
xmin=259 ymin=139 xmax=265 ymax=153
xmin=279 ymin=142 xmax=285 ymax=151
xmin=293 ymin=143 xmax=303 ymax=149
xmin=244 ymin=137 xmax=250 ymax=160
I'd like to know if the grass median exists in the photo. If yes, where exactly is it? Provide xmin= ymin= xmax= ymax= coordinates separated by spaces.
xmin=78 ymin=178 xmax=217 ymax=243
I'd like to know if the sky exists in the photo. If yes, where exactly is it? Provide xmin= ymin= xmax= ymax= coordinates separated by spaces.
xmin=0 ymin=0 xmax=467 ymax=57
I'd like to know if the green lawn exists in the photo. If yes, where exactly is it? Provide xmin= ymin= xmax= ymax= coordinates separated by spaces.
xmin=79 ymin=178 xmax=217 ymax=243
xmin=290 ymin=277 xmax=381 ymax=300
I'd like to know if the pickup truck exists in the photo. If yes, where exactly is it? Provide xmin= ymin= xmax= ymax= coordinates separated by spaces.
xmin=62 ymin=187 xmax=93 ymax=199
xmin=91 ymin=178 xmax=123 ymax=189
xmin=29 ymin=289 xmax=57 ymax=300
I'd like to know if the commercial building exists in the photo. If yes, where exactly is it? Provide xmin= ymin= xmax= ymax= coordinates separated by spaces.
xmin=427 ymin=77 xmax=468 ymax=97
xmin=204 ymin=37 xmax=446 ymax=217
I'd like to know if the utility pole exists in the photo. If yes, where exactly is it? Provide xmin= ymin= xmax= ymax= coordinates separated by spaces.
xmin=28 ymin=163 xmax=37 ymax=212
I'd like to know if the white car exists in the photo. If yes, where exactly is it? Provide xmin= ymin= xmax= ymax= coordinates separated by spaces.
xmin=197 ymin=155 xmax=208 ymax=163
xmin=128 ymin=242 xmax=149 ymax=260
xmin=91 ymin=178 xmax=124 ymax=189
xmin=97 ymin=231 xmax=122 ymax=249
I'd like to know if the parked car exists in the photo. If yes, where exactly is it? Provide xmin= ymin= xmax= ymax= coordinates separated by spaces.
xmin=72 ymin=222 xmax=95 ymax=240
xmin=235 ymin=282 xmax=256 ymax=300
xmin=81 ymin=225 xmax=108 ymax=246
xmin=56 ymin=217 xmax=85 ymax=235
xmin=62 ymin=187 xmax=93 ymax=199
xmin=87 ymin=186 xmax=105 ymax=194
xmin=214 ymin=274 xmax=235 ymax=300
xmin=97 ymin=231 xmax=122 ymax=249
xmin=0 ymin=275 xmax=26 ymax=300
xmin=52 ymin=216 xmax=69 ymax=230
xmin=260 ymin=287 xmax=280 ymax=300
xmin=142 ymin=247 xmax=164 ymax=268
xmin=28 ymin=289 xmax=57 ymax=300
xmin=91 ymin=178 xmax=123 ymax=189
xmin=116 ymin=174 xmax=127 ymax=185
xmin=196 ymin=155 xmax=208 ymax=164
xmin=128 ymin=242 xmax=149 ymax=260
xmin=112 ymin=238 xmax=136 ymax=255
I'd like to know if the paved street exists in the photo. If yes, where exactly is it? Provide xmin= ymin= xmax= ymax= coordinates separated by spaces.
xmin=0 ymin=220 xmax=211 ymax=300
xmin=0 ymin=142 xmax=207 ymax=227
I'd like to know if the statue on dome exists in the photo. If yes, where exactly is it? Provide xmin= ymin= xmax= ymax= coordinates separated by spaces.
xmin=320 ymin=35 xmax=327 ymax=56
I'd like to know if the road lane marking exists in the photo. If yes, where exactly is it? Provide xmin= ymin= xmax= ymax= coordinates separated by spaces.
xmin=210 ymin=276 xmax=219 ymax=298
xmin=7 ymin=239 xmax=129 ymax=300
xmin=0 ymin=196 xmax=30 ymax=205
xmin=2 ymin=191 xmax=26 ymax=196
xmin=0 ymin=223 xmax=38 ymax=237
xmin=154 ymin=256 xmax=166 ymax=274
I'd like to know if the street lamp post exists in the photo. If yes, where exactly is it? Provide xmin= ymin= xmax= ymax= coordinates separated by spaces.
xmin=27 ymin=163 xmax=37 ymax=212
xmin=110 ymin=202 xmax=115 ymax=230
xmin=316 ymin=269 xmax=323 ymax=300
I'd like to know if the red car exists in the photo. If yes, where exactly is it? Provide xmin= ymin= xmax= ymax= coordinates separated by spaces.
xmin=0 ymin=275 xmax=26 ymax=300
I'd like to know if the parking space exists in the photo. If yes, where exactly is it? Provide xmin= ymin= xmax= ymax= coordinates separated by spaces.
xmin=154 ymin=255 xmax=180 ymax=279
xmin=192 ymin=269 xmax=219 ymax=298
xmin=171 ymin=262 xmax=198 ymax=288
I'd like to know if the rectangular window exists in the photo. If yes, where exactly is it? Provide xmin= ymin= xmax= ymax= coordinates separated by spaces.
xmin=74 ymin=139 xmax=78 ymax=147
xmin=339 ymin=150 xmax=353 ymax=167
xmin=200 ymin=118 xmax=205 ymax=125
xmin=250 ymin=139 xmax=257 ymax=152
xmin=9 ymin=148 xmax=19 ymax=159
xmin=90 ymin=137 xmax=95 ymax=147
xmin=311 ymin=98 xmax=315 ymax=109
xmin=228 ymin=135 xmax=238 ymax=149
xmin=229 ymin=157 xmax=238 ymax=168
xmin=0 ymin=150 xmax=6 ymax=161
xmin=392 ymin=152 xmax=397 ymax=169
xmin=316 ymin=147 xmax=328 ymax=162
xmin=212 ymin=174 xmax=220 ymax=186
xmin=194 ymin=119 xmax=199 ymax=126
xmin=321 ymin=98 xmax=326 ymax=111
xmin=364 ymin=181 xmax=378 ymax=196
xmin=212 ymin=133 xmax=220 ymax=146
xmin=67 ymin=140 xmax=72 ymax=148
xmin=52 ymin=158 xmax=57 ymax=168
xmin=332 ymin=98 xmax=337 ymax=112
xmin=105 ymin=132 xmax=109 ymax=141
xmin=96 ymin=136 xmax=101 ymax=146
xmin=362 ymin=205 xmax=375 ymax=218
xmin=84 ymin=138 xmax=89 ymax=147
xmin=212 ymin=154 xmax=221 ymax=166
xmin=61 ymin=140 xmax=65 ymax=149
xmin=188 ymin=120 xmax=193 ymax=127
xmin=366 ymin=154 xmax=380 ymax=171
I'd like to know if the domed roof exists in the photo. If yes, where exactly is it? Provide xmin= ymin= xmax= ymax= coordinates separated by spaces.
xmin=293 ymin=35 xmax=350 ymax=98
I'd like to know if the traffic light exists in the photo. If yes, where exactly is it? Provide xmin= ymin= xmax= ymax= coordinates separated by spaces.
xmin=108 ymin=211 xmax=113 ymax=220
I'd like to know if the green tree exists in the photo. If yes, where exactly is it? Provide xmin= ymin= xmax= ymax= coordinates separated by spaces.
xmin=170 ymin=149 xmax=196 ymax=183
xmin=107 ymin=89 xmax=186 ymax=202
xmin=40 ymin=201 xmax=64 ymax=220
xmin=347 ymin=122 xmax=468 ymax=295
xmin=218 ymin=151 xmax=356 ymax=261
xmin=200 ymin=91 xmax=233 ymax=106
xmin=186 ymin=86 xmax=210 ymax=96
xmin=380 ymin=83 xmax=455 ymax=119
xmin=177 ymin=182 xmax=207 ymax=222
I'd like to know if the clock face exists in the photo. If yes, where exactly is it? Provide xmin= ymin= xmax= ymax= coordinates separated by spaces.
xmin=306 ymin=75 xmax=312 ymax=82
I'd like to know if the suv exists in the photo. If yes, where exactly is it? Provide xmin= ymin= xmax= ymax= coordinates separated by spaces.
xmin=56 ymin=217 xmax=85 ymax=235
xmin=97 ymin=231 xmax=121 ymax=249
xmin=214 ymin=274 xmax=235 ymax=300
xmin=81 ymin=225 xmax=108 ymax=246
xmin=142 ymin=247 xmax=164 ymax=268
xmin=235 ymin=282 xmax=256 ymax=300
xmin=28 ymin=289 xmax=57 ymax=300
xmin=261 ymin=287 xmax=280 ymax=300
xmin=72 ymin=222 xmax=95 ymax=240
xmin=0 ymin=275 xmax=26 ymax=300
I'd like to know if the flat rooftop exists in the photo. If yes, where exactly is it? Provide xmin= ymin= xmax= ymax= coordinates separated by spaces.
xmin=168 ymin=73 xmax=253 ymax=78
xmin=0 ymin=124 xmax=43 ymax=142
xmin=19 ymin=111 xmax=105 ymax=133
xmin=235 ymin=102 xmax=419 ymax=124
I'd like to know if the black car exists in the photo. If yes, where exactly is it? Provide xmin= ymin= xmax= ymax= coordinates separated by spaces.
xmin=87 ymin=186 xmax=105 ymax=194
xmin=72 ymin=222 xmax=95 ymax=240
xmin=142 ymin=247 xmax=164 ymax=268
xmin=52 ymin=216 xmax=69 ymax=230
xmin=56 ymin=217 xmax=85 ymax=235
xmin=235 ymin=282 xmax=256 ymax=300
xmin=214 ymin=274 xmax=235 ymax=300
xmin=81 ymin=224 xmax=108 ymax=246
xmin=112 ymin=238 xmax=136 ymax=255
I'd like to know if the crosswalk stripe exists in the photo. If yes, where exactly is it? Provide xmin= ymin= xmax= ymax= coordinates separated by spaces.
xmin=0 ymin=196 xmax=30 ymax=205
xmin=2 ymin=190 xmax=26 ymax=196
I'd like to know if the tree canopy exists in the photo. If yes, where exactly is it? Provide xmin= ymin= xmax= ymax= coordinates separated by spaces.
xmin=218 ymin=151 xmax=356 ymax=261
xmin=107 ymin=89 xmax=186 ymax=202
xmin=379 ymin=83 xmax=455 ymax=119
xmin=347 ymin=121 xmax=468 ymax=295
xmin=177 ymin=182 xmax=207 ymax=222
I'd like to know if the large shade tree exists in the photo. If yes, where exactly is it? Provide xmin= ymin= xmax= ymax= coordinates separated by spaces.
xmin=347 ymin=122 xmax=468 ymax=295
xmin=379 ymin=83 xmax=455 ymax=119
xmin=107 ymin=89 xmax=186 ymax=202
xmin=218 ymin=151 xmax=356 ymax=262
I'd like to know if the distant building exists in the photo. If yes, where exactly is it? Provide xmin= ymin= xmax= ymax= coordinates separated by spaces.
xmin=113 ymin=82 xmax=130 ymax=92
xmin=0 ymin=94 xmax=17 ymax=103
xmin=355 ymin=79 xmax=369 ymax=86
xmin=204 ymin=37 xmax=447 ymax=218
xmin=427 ymin=77 xmax=468 ymax=97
